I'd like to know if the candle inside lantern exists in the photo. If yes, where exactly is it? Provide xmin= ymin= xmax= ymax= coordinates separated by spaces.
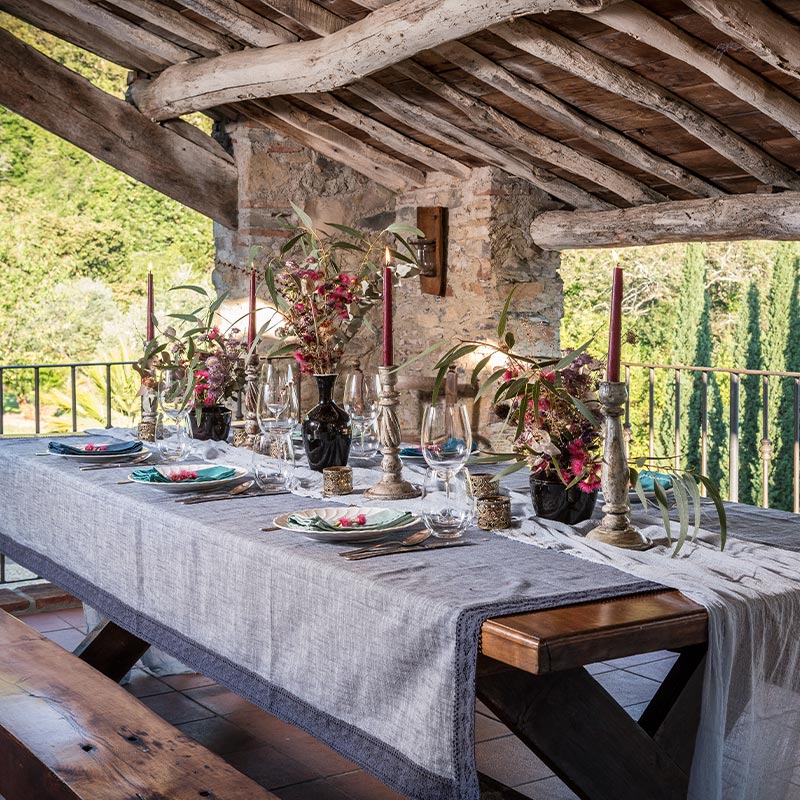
xmin=248 ymin=267 xmax=257 ymax=349
xmin=146 ymin=263 xmax=154 ymax=341
xmin=382 ymin=247 xmax=394 ymax=367
xmin=607 ymin=266 xmax=623 ymax=382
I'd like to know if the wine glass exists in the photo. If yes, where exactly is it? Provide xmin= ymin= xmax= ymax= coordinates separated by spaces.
xmin=420 ymin=467 xmax=474 ymax=539
xmin=421 ymin=401 xmax=472 ymax=475
xmin=254 ymin=361 xmax=298 ymax=487
xmin=344 ymin=369 xmax=381 ymax=459
xmin=157 ymin=367 xmax=191 ymax=462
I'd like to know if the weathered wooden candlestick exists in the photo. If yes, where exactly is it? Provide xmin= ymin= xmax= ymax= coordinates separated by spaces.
xmin=137 ymin=384 xmax=157 ymax=442
xmin=365 ymin=366 xmax=421 ymax=500
xmin=242 ymin=353 xmax=260 ymax=449
xmin=586 ymin=382 xmax=652 ymax=550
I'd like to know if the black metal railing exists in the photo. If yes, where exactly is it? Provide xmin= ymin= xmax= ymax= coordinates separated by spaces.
xmin=623 ymin=362 xmax=800 ymax=513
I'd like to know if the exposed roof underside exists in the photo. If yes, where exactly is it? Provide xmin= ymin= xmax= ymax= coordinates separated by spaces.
xmin=3 ymin=0 xmax=800 ymax=237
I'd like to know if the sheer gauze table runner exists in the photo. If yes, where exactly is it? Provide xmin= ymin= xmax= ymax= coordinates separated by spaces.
xmin=0 ymin=435 xmax=659 ymax=800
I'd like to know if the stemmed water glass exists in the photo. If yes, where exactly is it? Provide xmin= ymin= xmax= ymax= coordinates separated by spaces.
xmin=157 ymin=366 xmax=191 ymax=461
xmin=254 ymin=361 xmax=298 ymax=488
xmin=343 ymin=369 xmax=381 ymax=459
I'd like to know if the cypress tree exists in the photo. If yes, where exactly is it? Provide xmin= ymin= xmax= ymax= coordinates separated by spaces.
xmin=737 ymin=284 xmax=763 ymax=505
xmin=686 ymin=282 xmax=713 ymax=473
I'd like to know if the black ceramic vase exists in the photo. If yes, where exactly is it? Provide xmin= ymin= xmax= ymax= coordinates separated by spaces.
xmin=530 ymin=476 xmax=598 ymax=525
xmin=188 ymin=404 xmax=232 ymax=441
xmin=303 ymin=374 xmax=352 ymax=471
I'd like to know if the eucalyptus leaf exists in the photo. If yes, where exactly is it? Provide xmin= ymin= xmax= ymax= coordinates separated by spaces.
xmin=697 ymin=475 xmax=727 ymax=551
xmin=290 ymin=201 xmax=313 ymax=229
xmin=471 ymin=354 xmax=493 ymax=386
xmin=670 ymin=475 xmax=690 ymax=557
xmin=386 ymin=223 xmax=425 ymax=237
xmin=652 ymin=480 xmax=673 ymax=544
xmin=169 ymin=284 xmax=208 ymax=296
xmin=475 ymin=369 xmax=507 ymax=401
xmin=498 ymin=286 xmax=517 ymax=338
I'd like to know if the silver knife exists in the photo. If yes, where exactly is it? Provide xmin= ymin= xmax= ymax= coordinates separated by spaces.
xmin=344 ymin=540 xmax=472 ymax=561
xmin=180 ymin=490 xmax=291 ymax=505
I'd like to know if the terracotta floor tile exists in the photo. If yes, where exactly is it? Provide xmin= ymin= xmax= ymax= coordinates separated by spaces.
xmin=178 ymin=716 xmax=262 ymax=755
xmin=161 ymin=672 xmax=216 ymax=690
xmin=327 ymin=770 xmax=407 ymax=800
xmin=22 ymin=611 xmax=73 ymax=633
xmin=141 ymin=691 xmax=215 ymax=725
xmin=272 ymin=778 xmax=355 ymax=800
xmin=225 ymin=708 xmax=304 ymax=748
xmin=270 ymin=732 xmax=357 ymax=778
xmin=475 ymin=711 xmax=511 ymax=743
xmin=476 ymin=735 xmax=553 ymax=787
xmin=225 ymin=743 xmax=324 ymax=789
xmin=56 ymin=607 xmax=87 ymax=630
xmin=516 ymin=775 xmax=580 ymax=799
xmin=124 ymin=669 xmax=173 ymax=698
xmin=604 ymin=650 xmax=674 ymax=669
xmin=184 ymin=683 xmax=258 ymax=716
xmin=593 ymin=669 xmax=661 ymax=707
xmin=43 ymin=627 xmax=85 ymax=652
xmin=625 ymin=656 xmax=678 ymax=682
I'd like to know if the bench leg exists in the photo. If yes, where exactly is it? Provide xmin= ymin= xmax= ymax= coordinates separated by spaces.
xmin=476 ymin=650 xmax=706 ymax=800
xmin=74 ymin=620 xmax=150 ymax=682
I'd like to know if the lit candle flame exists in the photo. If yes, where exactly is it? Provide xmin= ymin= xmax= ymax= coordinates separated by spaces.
xmin=384 ymin=247 xmax=391 ymax=266
xmin=147 ymin=261 xmax=153 ymax=273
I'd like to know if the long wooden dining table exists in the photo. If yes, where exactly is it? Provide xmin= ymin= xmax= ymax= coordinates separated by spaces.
xmin=0 ymin=436 xmax=711 ymax=800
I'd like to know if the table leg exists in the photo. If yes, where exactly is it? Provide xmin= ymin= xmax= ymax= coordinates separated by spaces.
xmin=476 ymin=651 xmax=706 ymax=800
xmin=74 ymin=620 xmax=150 ymax=682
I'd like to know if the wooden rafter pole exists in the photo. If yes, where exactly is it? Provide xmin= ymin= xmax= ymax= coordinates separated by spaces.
xmin=0 ymin=27 xmax=238 ymax=229
xmin=437 ymin=41 xmax=721 ymax=198
xmin=530 ymin=191 xmax=800 ymax=250
xmin=348 ymin=78 xmax=612 ymax=210
xmin=493 ymin=19 xmax=800 ymax=190
xmin=593 ymin=1 xmax=800 ymax=141
xmin=130 ymin=0 xmax=627 ymax=121
xmin=393 ymin=59 xmax=666 ymax=205
xmin=682 ymin=0 xmax=800 ymax=84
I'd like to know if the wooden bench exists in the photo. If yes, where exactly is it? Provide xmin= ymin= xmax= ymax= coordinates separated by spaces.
xmin=0 ymin=610 xmax=278 ymax=800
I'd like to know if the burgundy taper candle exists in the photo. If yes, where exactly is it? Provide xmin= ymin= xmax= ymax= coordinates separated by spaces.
xmin=146 ymin=263 xmax=154 ymax=341
xmin=607 ymin=266 xmax=623 ymax=382
xmin=248 ymin=267 xmax=257 ymax=348
xmin=382 ymin=247 xmax=393 ymax=367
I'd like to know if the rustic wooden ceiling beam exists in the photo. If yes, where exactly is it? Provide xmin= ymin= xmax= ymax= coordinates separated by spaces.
xmin=170 ymin=0 xmax=298 ymax=48
xmin=437 ymin=41 xmax=720 ymax=198
xmin=493 ymin=19 xmax=800 ymax=190
xmin=0 ymin=26 xmax=238 ymax=229
xmin=130 ymin=0 xmax=627 ymax=121
xmin=394 ymin=59 xmax=666 ymax=205
xmin=101 ymin=0 xmax=236 ymax=56
xmin=296 ymin=93 xmax=471 ymax=178
xmin=258 ymin=0 xmax=348 ymax=35
xmin=245 ymin=99 xmax=426 ymax=193
xmin=593 ymin=1 xmax=800 ymax=141
xmin=682 ymin=0 xmax=800 ymax=84
xmin=0 ymin=0 xmax=189 ymax=72
xmin=348 ymin=78 xmax=611 ymax=210
xmin=530 ymin=191 xmax=800 ymax=249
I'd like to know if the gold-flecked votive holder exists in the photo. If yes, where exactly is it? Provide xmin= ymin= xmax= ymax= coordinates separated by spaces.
xmin=469 ymin=472 xmax=498 ymax=499
xmin=477 ymin=494 xmax=511 ymax=530
xmin=323 ymin=466 xmax=353 ymax=496
xmin=232 ymin=424 xmax=249 ymax=448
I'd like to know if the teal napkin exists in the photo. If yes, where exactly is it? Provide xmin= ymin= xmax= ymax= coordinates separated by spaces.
xmin=131 ymin=466 xmax=236 ymax=483
xmin=287 ymin=510 xmax=414 ymax=532
xmin=49 ymin=440 xmax=143 ymax=456
xmin=638 ymin=470 xmax=673 ymax=492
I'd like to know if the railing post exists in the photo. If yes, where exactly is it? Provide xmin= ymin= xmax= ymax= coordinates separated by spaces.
xmin=623 ymin=365 xmax=632 ymax=458
xmin=729 ymin=373 xmax=740 ymax=503
xmin=700 ymin=371 xmax=708 ymax=496
xmin=0 ymin=367 xmax=4 ymax=436
xmin=794 ymin=378 xmax=799 ymax=515
xmin=673 ymin=369 xmax=681 ymax=471
xmin=760 ymin=376 xmax=772 ymax=508
xmin=70 ymin=365 xmax=78 ymax=433
xmin=105 ymin=364 xmax=113 ymax=429
xmin=648 ymin=367 xmax=655 ymax=462
xmin=34 ymin=366 xmax=41 ymax=435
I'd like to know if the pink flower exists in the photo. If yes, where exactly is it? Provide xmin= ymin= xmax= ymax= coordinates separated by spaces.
xmin=169 ymin=469 xmax=198 ymax=482
xmin=338 ymin=516 xmax=352 ymax=527
xmin=83 ymin=444 xmax=108 ymax=452
xmin=203 ymin=396 xmax=214 ymax=407
xmin=356 ymin=514 xmax=367 ymax=525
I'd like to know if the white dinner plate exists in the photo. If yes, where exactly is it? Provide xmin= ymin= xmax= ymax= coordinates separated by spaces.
xmin=128 ymin=463 xmax=248 ymax=493
xmin=49 ymin=446 xmax=151 ymax=464
xmin=272 ymin=506 xmax=419 ymax=543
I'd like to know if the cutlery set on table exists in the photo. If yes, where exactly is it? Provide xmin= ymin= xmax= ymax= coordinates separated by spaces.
xmin=43 ymin=437 xmax=473 ymax=561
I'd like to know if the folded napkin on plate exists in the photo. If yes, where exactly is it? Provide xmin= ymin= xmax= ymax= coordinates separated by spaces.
xmin=48 ymin=440 xmax=143 ymax=456
xmin=287 ymin=510 xmax=414 ymax=532
xmin=637 ymin=470 xmax=673 ymax=492
xmin=131 ymin=466 xmax=236 ymax=483
xmin=399 ymin=437 xmax=476 ymax=458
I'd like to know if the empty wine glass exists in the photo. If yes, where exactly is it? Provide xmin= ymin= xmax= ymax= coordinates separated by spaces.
xmin=421 ymin=401 xmax=472 ymax=475
xmin=254 ymin=361 xmax=298 ymax=487
xmin=157 ymin=366 xmax=191 ymax=461
xmin=344 ymin=368 xmax=381 ymax=459
xmin=421 ymin=467 xmax=474 ymax=539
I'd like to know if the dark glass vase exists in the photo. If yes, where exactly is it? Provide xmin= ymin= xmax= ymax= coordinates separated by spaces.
xmin=303 ymin=374 xmax=352 ymax=471
xmin=188 ymin=404 xmax=232 ymax=441
xmin=530 ymin=476 xmax=598 ymax=525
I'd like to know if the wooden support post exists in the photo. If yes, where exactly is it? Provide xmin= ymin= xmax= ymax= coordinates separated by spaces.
xmin=74 ymin=620 xmax=150 ymax=682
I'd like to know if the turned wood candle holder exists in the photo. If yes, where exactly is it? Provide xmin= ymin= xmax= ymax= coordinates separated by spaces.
xmin=365 ymin=366 xmax=421 ymax=501
xmin=137 ymin=385 xmax=157 ymax=442
xmin=243 ymin=353 xmax=260 ymax=449
xmin=586 ymin=381 xmax=652 ymax=551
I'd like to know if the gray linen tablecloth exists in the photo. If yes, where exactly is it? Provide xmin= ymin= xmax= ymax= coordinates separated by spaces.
xmin=0 ymin=437 xmax=660 ymax=800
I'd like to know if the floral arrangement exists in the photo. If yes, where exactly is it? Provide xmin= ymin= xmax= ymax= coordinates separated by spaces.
xmin=505 ymin=353 xmax=605 ymax=493
xmin=263 ymin=204 xmax=421 ymax=375
xmin=135 ymin=286 xmax=245 ymax=411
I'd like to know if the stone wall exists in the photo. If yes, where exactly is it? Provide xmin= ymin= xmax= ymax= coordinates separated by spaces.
xmin=214 ymin=123 xmax=564 ymax=438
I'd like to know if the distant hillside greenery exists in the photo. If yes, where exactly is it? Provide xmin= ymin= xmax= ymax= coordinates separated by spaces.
xmin=0 ymin=14 xmax=213 ymax=430
xmin=561 ymin=241 xmax=800 ymax=509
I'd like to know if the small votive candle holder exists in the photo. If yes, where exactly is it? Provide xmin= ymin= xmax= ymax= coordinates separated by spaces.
xmin=477 ymin=494 xmax=511 ymax=530
xmin=323 ymin=466 xmax=353 ymax=496
xmin=231 ymin=424 xmax=249 ymax=448
xmin=469 ymin=472 xmax=498 ymax=499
